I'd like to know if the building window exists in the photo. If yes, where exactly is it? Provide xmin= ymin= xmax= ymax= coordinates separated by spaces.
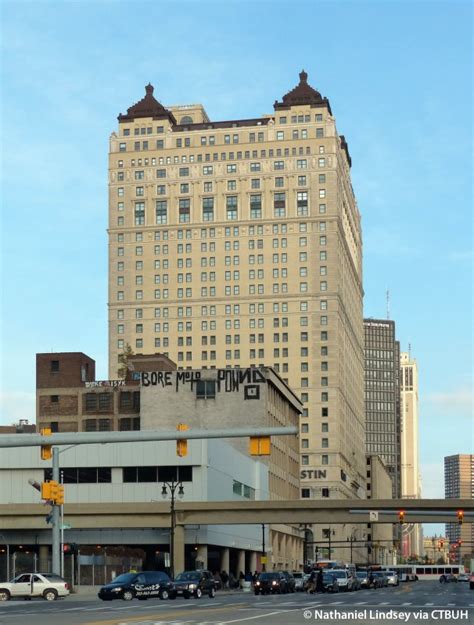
xmin=134 ymin=202 xmax=145 ymax=225
xmin=301 ymin=488 xmax=310 ymax=498
xmin=202 ymin=197 xmax=214 ymax=221
xmin=250 ymin=194 xmax=262 ymax=219
xmin=196 ymin=380 xmax=216 ymax=399
xmin=179 ymin=198 xmax=190 ymax=223
xmin=322 ymin=488 xmax=330 ymax=498
xmin=322 ymin=438 xmax=329 ymax=448
xmin=297 ymin=191 xmax=308 ymax=216
xmin=226 ymin=195 xmax=238 ymax=220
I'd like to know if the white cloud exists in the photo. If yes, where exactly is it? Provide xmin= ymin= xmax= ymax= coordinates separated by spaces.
xmin=426 ymin=386 xmax=473 ymax=414
xmin=0 ymin=392 xmax=36 ymax=426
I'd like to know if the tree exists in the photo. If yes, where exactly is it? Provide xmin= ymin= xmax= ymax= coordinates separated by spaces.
xmin=117 ymin=343 xmax=134 ymax=379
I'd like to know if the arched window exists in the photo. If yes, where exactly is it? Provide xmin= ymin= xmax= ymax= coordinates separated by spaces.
xmin=180 ymin=115 xmax=193 ymax=125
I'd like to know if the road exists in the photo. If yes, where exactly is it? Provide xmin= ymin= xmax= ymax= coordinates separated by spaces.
xmin=0 ymin=582 xmax=471 ymax=625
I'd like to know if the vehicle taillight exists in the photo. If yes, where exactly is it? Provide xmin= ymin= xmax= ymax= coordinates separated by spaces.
xmin=65 ymin=583 xmax=70 ymax=590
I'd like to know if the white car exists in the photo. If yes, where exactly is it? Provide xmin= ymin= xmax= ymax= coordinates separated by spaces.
xmin=0 ymin=573 xmax=70 ymax=601
xmin=385 ymin=571 xmax=399 ymax=586
xmin=330 ymin=569 xmax=354 ymax=591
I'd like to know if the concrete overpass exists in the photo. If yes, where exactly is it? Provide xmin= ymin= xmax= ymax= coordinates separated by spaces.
xmin=0 ymin=499 xmax=471 ymax=530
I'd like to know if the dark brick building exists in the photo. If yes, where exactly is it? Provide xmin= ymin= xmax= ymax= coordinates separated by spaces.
xmin=36 ymin=352 xmax=176 ymax=433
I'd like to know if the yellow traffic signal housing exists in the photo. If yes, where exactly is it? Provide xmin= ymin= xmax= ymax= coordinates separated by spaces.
xmin=41 ymin=481 xmax=53 ymax=500
xmin=48 ymin=481 xmax=64 ymax=505
xmin=40 ymin=427 xmax=52 ymax=460
xmin=176 ymin=423 xmax=188 ymax=457
xmin=457 ymin=510 xmax=464 ymax=525
xmin=249 ymin=436 xmax=271 ymax=456
xmin=399 ymin=510 xmax=405 ymax=524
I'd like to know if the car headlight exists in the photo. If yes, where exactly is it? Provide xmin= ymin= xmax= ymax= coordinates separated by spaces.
xmin=188 ymin=584 xmax=197 ymax=590
xmin=256 ymin=581 xmax=260 ymax=585
xmin=112 ymin=587 xmax=122 ymax=592
xmin=272 ymin=581 xmax=277 ymax=585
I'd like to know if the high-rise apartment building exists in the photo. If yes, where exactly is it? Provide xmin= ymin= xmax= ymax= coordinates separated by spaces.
xmin=108 ymin=72 xmax=365 ymax=554
xmin=445 ymin=454 xmax=474 ymax=564
xmin=400 ymin=351 xmax=423 ymax=557
xmin=364 ymin=319 xmax=401 ymax=498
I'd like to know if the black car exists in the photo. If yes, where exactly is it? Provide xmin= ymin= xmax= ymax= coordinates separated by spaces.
xmin=440 ymin=574 xmax=458 ymax=583
xmin=170 ymin=570 xmax=216 ymax=599
xmin=280 ymin=571 xmax=296 ymax=593
xmin=254 ymin=572 xmax=288 ymax=594
xmin=98 ymin=571 xmax=173 ymax=601
xmin=322 ymin=572 xmax=339 ymax=593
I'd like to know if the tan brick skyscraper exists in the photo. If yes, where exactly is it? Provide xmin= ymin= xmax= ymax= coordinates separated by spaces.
xmin=108 ymin=72 xmax=365 ymax=556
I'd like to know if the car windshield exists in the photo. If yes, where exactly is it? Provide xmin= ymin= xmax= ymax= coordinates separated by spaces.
xmin=258 ymin=573 xmax=278 ymax=580
xmin=110 ymin=573 xmax=137 ymax=584
xmin=386 ymin=571 xmax=395 ymax=576
xmin=356 ymin=572 xmax=367 ymax=578
xmin=331 ymin=571 xmax=347 ymax=578
xmin=176 ymin=572 xmax=200 ymax=581
xmin=293 ymin=573 xmax=303 ymax=579
xmin=322 ymin=574 xmax=334 ymax=581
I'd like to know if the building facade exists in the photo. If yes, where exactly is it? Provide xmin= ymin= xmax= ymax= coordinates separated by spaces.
xmin=364 ymin=319 xmax=401 ymax=498
xmin=107 ymin=72 xmax=366 ymax=556
xmin=400 ymin=351 xmax=423 ymax=558
xmin=445 ymin=454 xmax=474 ymax=565
xmin=35 ymin=352 xmax=303 ymax=570
xmin=366 ymin=455 xmax=395 ymax=566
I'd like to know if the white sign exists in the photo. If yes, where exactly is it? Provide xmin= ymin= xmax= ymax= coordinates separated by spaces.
xmin=369 ymin=511 xmax=379 ymax=522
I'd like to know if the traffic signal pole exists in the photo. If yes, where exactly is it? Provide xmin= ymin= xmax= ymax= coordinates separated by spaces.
xmin=52 ymin=447 xmax=60 ymax=575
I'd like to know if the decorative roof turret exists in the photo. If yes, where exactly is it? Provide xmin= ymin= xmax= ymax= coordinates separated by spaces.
xmin=274 ymin=70 xmax=332 ymax=114
xmin=118 ymin=84 xmax=176 ymax=124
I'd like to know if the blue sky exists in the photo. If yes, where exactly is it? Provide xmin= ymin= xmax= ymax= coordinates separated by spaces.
xmin=1 ymin=1 xmax=472 ymax=519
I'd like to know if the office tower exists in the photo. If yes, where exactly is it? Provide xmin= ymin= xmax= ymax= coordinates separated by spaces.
xmin=364 ymin=319 xmax=401 ymax=498
xmin=400 ymin=351 xmax=423 ymax=557
xmin=108 ymin=72 xmax=365 ymax=554
xmin=445 ymin=454 xmax=474 ymax=564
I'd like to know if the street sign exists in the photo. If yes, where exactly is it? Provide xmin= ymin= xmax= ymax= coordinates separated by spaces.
xmin=261 ymin=556 xmax=267 ymax=564
xmin=369 ymin=511 xmax=379 ymax=521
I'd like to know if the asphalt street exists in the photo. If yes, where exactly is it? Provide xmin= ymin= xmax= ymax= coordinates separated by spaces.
xmin=0 ymin=582 xmax=471 ymax=625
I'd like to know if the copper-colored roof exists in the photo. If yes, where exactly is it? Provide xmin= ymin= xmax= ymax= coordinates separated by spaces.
xmin=274 ymin=70 xmax=332 ymax=114
xmin=118 ymin=84 xmax=177 ymax=123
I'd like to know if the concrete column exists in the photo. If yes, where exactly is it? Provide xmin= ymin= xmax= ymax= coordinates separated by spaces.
xmin=220 ymin=547 xmax=229 ymax=573
xmin=237 ymin=549 xmax=245 ymax=578
xmin=196 ymin=544 xmax=208 ymax=569
xmin=249 ymin=551 xmax=257 ymax=573
xmin=174 ymin=525 xmax=185 ymax=575
xmin=39 ymin=545 xmax=49 ymax=572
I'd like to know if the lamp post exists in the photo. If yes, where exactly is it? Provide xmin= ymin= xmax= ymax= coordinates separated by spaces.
xmin=346 ymin=533 xmax=356 ymax=564
xmin=261 ymin=523 xmax=266 ymax=572
xmin=161 ymin=480 xmax=184 ymax=580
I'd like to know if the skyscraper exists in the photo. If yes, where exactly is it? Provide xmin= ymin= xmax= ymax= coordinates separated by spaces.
xmin=108 ymin=72 xmax=365 ymax=554
xmin=364 ymin=319 xmax=401 ymax=498
xmin=445 ymin=454 xmax=474 ymax=564
xmin=400 ymin=351 xmax=423 ymax=557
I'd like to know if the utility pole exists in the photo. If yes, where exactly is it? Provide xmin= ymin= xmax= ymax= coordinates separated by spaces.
xmin=261 ymin=524 xmax=266 ymax=571
xmin=51 ymin=447 xmax=60 ymax=575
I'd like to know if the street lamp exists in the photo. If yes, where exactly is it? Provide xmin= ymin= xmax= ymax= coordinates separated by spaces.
xmin=161 ymin=480 xmax=184 ymax=580
xmin=347 ymin=533 xmax=357 ymax=564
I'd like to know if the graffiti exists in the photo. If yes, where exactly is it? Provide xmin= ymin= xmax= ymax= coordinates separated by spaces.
xmin=141 ymin=368 xmax=265 ymax=399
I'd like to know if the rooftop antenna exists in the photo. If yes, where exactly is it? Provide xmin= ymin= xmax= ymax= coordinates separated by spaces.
xmin=386 ymin=288 xmax=390 ymax=320
xmin=408 ymin=342 xmax=412 ymax=359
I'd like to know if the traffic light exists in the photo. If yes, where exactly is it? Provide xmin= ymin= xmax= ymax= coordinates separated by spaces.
xmin=41 ymin=481 xmax=53 ymax=500
xmin=398 ymin=510 xmax=405 ymax=524
xmin=249 ymin=436 xmax=271 ymax=456
xmin=176 ymin=423 xmax=188 ymax=457
xmin=49 ymin=481 xmax=64 ymax=505
xmin=63 ymin=543 xmax=76 ymax=554
xmin=40 ymin=427 xmax=52 ymax=460
xmin=457 ymin=510 xmax=464 ymax=525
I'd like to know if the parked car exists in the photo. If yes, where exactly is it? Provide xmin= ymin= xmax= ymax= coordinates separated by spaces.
xmin=457 ymin=573 xmax=469 ymax=582
xmin=0 ymin=573 xmax=69 ymax=601
xmin=292 ymin=571 xmax=305 ymax=591
xmin=330 ymin=569 xmax=355 ymax=591
xmin=385 ymin=571 xmax=399 ymax=586
xmin=280 ymin=571 xmax=296 ymax=592
xmin=321 ymin=572 xmax=339 ymax=593
xmin=254 ymin=572 xmax=287 ymax=595
xmin=356 ymin=571 xmax=369 ymax=589
xmin=98 ymin=571 xmax=173 ymax=601
xmin=469 ymin=574 xmax=474 ymax=590
xmin=439 ymin=573 xmax=458 ymax=583
xmin=372 ymin=572 xmax=388 ymax=588
xmin=170 ymin=570 xmax=216 ymax=599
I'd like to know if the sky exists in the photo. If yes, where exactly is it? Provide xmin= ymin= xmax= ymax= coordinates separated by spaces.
xmin=0 ymin=1 xmax=472 ymax=528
